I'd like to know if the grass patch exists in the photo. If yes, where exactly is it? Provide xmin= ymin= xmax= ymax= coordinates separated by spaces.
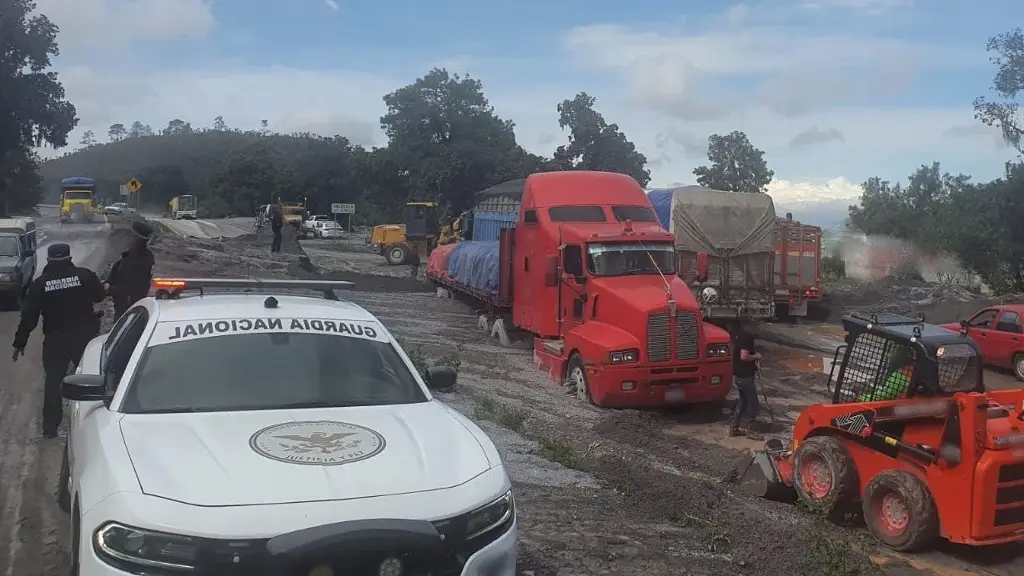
xmin=803 ymin=518 xmax=869 ymax=576
xmin=535 ymin=436 xmax=581 ymax=469
xmin=472 ymin=398 xmax=526 ymax=433
xmin=396 ymin=338 xmax=463 ymax=378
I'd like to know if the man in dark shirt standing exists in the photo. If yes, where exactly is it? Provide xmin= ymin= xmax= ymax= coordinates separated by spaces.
xmin=269 ymin=204 xmax=284 ymax=253
xmin=12 ymin=243 xmax=106 ymax=438
xmin=105 ymin=221 xmax=155 ymax=319
xmin=730 ymin=316 xmax=763 ymax=439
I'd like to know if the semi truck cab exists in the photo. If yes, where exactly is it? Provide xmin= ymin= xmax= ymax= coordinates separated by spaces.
xmin=516 ymin=172 xmax=733 ymax=407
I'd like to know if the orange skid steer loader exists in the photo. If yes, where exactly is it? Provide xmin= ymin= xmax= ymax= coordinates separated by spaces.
xmin=732 ymin=312 xmax=1024 ymax=551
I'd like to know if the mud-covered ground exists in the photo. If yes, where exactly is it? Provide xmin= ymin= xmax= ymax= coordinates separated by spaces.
xmin=142 ymin=224 xmax=1024 ymax=576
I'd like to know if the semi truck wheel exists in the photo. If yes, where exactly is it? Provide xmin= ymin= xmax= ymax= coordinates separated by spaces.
xmin=862 ymin=470 xmax=938 ymax=552
xmin=792 ymin=436 xmax=858 ymax=518
xmin=386 ymin=244 xmax=410 ymax=266
xmin=565 ymin=354 xmax=593 ymax=405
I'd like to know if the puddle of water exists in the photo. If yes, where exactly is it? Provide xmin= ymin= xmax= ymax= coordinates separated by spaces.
xmin=776 ymin=350 xmax=836 ymax=375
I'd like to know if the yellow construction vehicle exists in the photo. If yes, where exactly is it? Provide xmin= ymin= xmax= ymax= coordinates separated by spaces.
xmin=280 ymin=201 xmax=306 ymax=229
xmin=371 ymin=201 xmax=459 ymax=265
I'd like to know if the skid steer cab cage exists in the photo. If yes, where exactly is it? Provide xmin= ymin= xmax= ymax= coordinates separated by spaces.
xmin=827 ymin=312 xmax=984 ymax=405
xmin=152 ymin=278 xmax=355 ymax=301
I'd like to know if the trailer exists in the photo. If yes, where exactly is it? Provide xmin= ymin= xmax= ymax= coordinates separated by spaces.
xmin=168 ymin=195 xmax=198 ymax=220
xmin=648 ymin=187 xmax=777 ymax=321
xmin=426 ymin=171 xmax=734 ymax=409
xmin=773 ymin=213 xmax=822 ymax=318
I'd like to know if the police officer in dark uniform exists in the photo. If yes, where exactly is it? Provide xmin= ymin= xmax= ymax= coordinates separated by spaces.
xmin=270 ymin=204 xmax=284 ymax=253
xmin=105 ymin=221 xmax=155 ymax=319
xmin=11 ymin=243 xmax=106 ymax=438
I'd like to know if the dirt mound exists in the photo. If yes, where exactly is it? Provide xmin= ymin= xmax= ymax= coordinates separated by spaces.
xmin=820 ymin=277 xmax=1024 ymax=324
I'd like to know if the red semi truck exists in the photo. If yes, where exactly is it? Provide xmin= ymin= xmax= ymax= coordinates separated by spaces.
xmin=426 ymin=171 xmax=734 ymax=408
xmin=773 ymin=213 xmax=822 ymax=318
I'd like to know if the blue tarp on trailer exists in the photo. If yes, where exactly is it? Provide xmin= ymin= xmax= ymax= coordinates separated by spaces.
xmin=446 ymin=241 xmax=500 ymax=295
xmin=647 ymin=189 xmax=673 ymax=231
xmin=471 ymin=211 xmax=517 ymax=242
xmin=61 ymin=177 xmax=95 ymax=187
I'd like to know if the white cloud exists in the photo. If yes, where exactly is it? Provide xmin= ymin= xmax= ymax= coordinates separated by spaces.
xmin=768 ymin=176 xmax=862 ymax=203
xmin=800 ymin=0 xmax=913 ymax=14
xmin=35 ymin=0 xmax=215 ymax=53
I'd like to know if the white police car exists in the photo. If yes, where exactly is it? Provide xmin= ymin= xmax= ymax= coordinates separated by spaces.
xmin=59 ymin=277 xmax=517 ymax=576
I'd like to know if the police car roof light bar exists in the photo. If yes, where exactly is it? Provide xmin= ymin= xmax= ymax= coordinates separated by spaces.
xmin=152 ymin=278 xmax=355 ymax=301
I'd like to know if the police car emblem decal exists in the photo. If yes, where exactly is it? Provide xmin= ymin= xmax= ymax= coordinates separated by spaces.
xmin=249 ymin=421 xmax=385 ymax=466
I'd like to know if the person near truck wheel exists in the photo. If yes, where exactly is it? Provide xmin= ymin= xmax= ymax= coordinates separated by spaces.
xmin=270 ymin=204 xmax=284 ymax=253
xmin=729 ymin=316 xmax=764 ymax=440
xmin=105 ymin=221 xmax=155 ymax=319
xmin=11 ymin=243 xmax=106 ymax=438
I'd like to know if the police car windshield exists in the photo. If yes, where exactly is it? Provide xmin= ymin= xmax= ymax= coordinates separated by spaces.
xmin=121 ymin=319 xmax=427 ymax=414
xmin=0 ymin=236 xmax=18 ymax=257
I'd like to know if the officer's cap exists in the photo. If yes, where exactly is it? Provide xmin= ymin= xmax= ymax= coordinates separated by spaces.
xmin=131 ymin=221 xmax=154 ymax=239
xmin=47 ymin=243 xmax=72 ymax=262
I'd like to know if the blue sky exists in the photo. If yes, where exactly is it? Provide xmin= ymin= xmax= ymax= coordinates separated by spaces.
xmin=37 ymin=0 xmax=1023 ymax=205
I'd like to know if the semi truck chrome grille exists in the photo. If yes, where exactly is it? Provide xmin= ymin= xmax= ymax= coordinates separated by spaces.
xmin=647 ymin=312 xmax=672 ymax=363
xmin=674 ymin=312 xmax=699 ymax=360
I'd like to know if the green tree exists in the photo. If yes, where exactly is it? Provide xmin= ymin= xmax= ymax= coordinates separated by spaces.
xmin=129 ymin=121 xmax=154 ymax=138
xmin=693 ymin=131 xmax=774 ymax=193
xmin=213 ymin=116 xmax=228 ymax=131
xmin=208 ymin=145 xmax=301 ymax=216
xmin=974 ymin=28 xmax=1024 ymax=153
xmin=380 ymin=68 xmax=530 ymax=213
xmin=0 ymin=147 xmax=43 ymax=215
xmin=137 ymin=164 xmax=191 ymax=209
xmin=79 ymin=130 xmax=96 ymax=148
xmin=162 ymin=119 xmax=193 ymax=136
xmin=108 ymin=123 xmax=127 ymax=142
xmin=553 ymin=92 xmax=650 ymax=186
xmin=0 ymin=0 xmax=78 ymax=213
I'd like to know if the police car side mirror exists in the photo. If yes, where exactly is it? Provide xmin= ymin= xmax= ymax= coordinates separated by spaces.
xmin=424 ymin=365 xmax=457 ymax=391
xmin=62 ymin=374 xmax=106 ymax=401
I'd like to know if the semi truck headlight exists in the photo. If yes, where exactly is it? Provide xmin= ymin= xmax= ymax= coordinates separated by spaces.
xmin=93 ymin=522 xmax=196 ymax=572
xmin=608 ymin=349 xmax=639 ymax=364
xmin=465 ymin=490 xmax=514 ymax=541
xmin=707 ymin=344 xmax=730 ymax=357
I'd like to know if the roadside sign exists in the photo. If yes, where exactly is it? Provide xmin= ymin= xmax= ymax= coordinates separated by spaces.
xmin=119 ymin=185 xmax=128 ymax=197
xmin=126 ymin=178 xmax=142 ymax=193
xmin=331 ymin=203 xmax=355 ymax=214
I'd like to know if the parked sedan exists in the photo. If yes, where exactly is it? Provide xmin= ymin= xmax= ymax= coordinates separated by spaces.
xmin=940 ymin=305 xmax=1024 ymax=380
xmin=315 ymin=221 xmax=344 ymax=239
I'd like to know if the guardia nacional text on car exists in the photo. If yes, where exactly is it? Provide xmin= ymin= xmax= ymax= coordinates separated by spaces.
xmin=60 ymin=277 xmax=517 ymax=576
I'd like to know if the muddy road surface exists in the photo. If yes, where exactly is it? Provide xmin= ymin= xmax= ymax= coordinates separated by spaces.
xmin=135 ymin=229 xmax=1024 ymax=575
xmin=0 ymin=221 xmax=129 ymax=576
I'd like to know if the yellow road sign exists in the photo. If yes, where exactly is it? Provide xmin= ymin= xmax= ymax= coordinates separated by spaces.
xmin=126 ymin=178 xmax=142 ymax=193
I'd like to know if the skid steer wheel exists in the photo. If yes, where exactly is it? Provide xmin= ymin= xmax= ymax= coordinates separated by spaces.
xmin=565 ymin=354 xmax=593 ymax=405
xmin=1014 ymin=354 xmax=1024 ymax=382
xmin=863 ymin=470 xmax=939 ymax=552
xmin=792 ymin=436 xmax=858 ymax=518
xmin=57 ymin=443 xmax=71 ymax=513
xmin=385 ymin=244 xmax=410 ymax=266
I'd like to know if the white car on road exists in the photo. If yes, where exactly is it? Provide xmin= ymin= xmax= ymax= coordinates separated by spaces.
xmin=314 ymin=220 xmax=344 ymax=239
xmin=60 ymin=277 xmax=517 ymax=576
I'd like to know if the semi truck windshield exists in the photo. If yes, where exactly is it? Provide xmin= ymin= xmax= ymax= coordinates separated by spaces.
xmin=587 ymin=242 xmax=675 ymax=277
xmin=62 ymin=190 xmax=92 ymax=200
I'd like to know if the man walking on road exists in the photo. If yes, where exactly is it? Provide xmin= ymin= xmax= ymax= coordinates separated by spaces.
xmin=270 ymin=204 xmax=284 ymax=253
xmin=11 ymin=243 xmax=106 ymax=438
xmin=105 ymin=221 xmax=155 ymax=319
xmin=729 ymin=316 xmax=764 ymax=440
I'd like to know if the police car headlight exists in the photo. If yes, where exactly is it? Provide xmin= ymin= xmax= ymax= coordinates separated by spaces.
xmin=465 ymin=490 xmax=514 ymax=541
xmin=93 ymin=522 xmax=197 ymax=572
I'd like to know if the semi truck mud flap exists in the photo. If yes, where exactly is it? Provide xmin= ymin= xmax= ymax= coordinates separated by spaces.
xmin=729 ymin=451 xmax=795 ymax=502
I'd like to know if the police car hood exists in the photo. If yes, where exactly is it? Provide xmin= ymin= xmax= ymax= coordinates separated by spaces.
xmin=119 ymin=402 xmax=495 ymax=507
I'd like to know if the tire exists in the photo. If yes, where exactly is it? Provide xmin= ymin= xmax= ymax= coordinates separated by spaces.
xmin=1014 ymin=354 xmax=1024 ymax=382
xmin=564 ymin=354 xmax=594 ymax=405
xmin=57 ymin=443 xmax=71 ymax=513
xmin=386 ymin=244 xmax=410 ymax=266
xmin=862 ymin=470 xmax=939 ymax=552
xmin=792 ymin=436 xmax=858 ymax=518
